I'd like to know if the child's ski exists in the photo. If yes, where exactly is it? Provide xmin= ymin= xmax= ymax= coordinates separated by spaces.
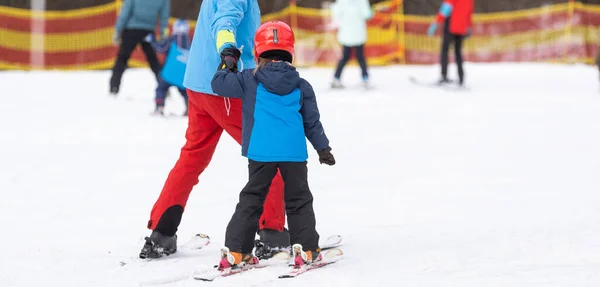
xmin=278 ymin=248 xmax=343 ymax=279
xmin=193 ymin=263 xmax=264 ymax=281
xmin=193 ymin=252 xmax=290 ymax=282
xmin=321 ymin=234 xmax=342 ymax=250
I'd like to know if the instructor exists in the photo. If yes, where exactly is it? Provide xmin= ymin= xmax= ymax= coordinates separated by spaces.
xmin=140 ymin=0 xmax=289 ymax=259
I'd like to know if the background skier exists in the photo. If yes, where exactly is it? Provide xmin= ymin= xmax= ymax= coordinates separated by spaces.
xmin=427 ymin=0 xmax=473 ymax=86
xmin=110 ymin=0 xmax=170 ymax=95
xmin=330 ymin=0 xmax=374 ymax=89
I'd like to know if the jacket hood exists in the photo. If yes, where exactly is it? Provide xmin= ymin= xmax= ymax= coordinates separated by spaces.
xmin=254 ymin=61 xmax=301 ymax=95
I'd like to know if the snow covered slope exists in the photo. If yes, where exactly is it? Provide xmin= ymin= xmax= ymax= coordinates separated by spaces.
xmin=1 ymin=63 xmax=600 ymax=287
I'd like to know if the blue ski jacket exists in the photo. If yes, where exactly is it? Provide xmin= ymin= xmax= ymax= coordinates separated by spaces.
xmin=183 ymin=0 xmax=261 ymax=95
xmin=152 ymin=33 xmax=192 ymax=89
xmin=211 ymin=62 xmax=330 ymax=162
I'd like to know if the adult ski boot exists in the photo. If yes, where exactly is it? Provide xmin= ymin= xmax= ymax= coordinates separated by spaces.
xmin=139 ymin=230 xmax=177 ymax=259
xmin=254 ymin=228 xmax=291 ymax=260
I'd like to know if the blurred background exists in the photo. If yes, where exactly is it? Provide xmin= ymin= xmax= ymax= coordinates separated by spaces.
xmin=1 ymin=0 xmax=599 ymax=70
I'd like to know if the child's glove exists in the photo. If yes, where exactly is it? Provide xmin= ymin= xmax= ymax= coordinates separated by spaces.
xmin=143 ymin=33 xmax=155 ymax=43
xmin=465 ymin=28 xmax=472 ymax=39
xmin=161 ymin=28 xmax=169 ymax=40
xmin=218 ymin=47 xmax=241 ymax=73
xmin=427 ymin=22 xmax=438 ymax=36
xmin=317 ymin=147 xmax=336 ymax=166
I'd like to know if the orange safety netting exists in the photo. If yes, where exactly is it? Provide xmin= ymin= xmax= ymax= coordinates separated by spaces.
xmin=0 ymin=0 xmax=599 ymax=70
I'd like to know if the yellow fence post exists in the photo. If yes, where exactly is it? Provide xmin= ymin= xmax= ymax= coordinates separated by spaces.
xmin=565 ymin=0 xmax=575 ymax=63
xmin=397 ymin=0 xmax=405 ymax=64
xmin=290 ymin=0 xmax=298 ymax=32
xmin=115 ymin=0 xmax=122 ymax=17
xmin=30 ymin=0 xmax=46 ymax=70
xmin=288 ymin=0 xmax=300 ymax=65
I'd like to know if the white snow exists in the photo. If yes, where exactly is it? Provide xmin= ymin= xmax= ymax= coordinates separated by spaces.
xmin=1 ymin=63 xmax=600 ymax=287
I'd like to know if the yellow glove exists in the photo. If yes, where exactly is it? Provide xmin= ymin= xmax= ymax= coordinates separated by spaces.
xmin=216 ymin=30 xmax=236 ymax=53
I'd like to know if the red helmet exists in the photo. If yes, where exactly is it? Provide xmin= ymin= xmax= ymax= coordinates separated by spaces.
xmin=254 ymin=21 xmax=295 ymax=62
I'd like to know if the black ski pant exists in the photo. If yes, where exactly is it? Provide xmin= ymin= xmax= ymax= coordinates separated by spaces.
xmin=440 ymin=21 xmax=465 ymax=84
xmin=110 ymin=29 xmax=161 ymax=90
xmin=334 ymin=44 xmax=369 ymax=80
xmin=225 ymin=160 xmax=320 ymax=254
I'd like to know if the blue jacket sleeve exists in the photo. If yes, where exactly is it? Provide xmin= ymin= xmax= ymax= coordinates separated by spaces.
xmin=211 ymin=0 xmax=248 ymax=41
xmin=114 ymin=0 xmax=133 ymax=33
xmin=435 ymin=1 xmax=454 ymax=23
xmin=211 ymin=69 xmax=247 ymax=99
xmin=299 ymin=79 xmax=330 ymax=151
xmin=159 ymin=0 xmax=170 ymax=35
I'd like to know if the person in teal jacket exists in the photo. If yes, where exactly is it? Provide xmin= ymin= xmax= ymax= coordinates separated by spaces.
xmin=109 ymin=0 xmax=170 ymax=96
xmin=141 ymin=0 xmax=292 ymax=261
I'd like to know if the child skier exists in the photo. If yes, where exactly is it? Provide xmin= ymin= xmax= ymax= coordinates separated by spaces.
xmin=145 ymin=19 xmax=191 ymax=116
xmin=210 ymin=20 xmax=336 ymax=269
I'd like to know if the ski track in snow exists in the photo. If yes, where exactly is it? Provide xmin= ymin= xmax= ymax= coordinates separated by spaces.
xmin=1 ymin=63 xmax=600 ymax=286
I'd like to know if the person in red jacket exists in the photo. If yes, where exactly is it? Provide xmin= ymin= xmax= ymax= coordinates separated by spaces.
xmin=427 ymin=0 xmax=473 ymax=86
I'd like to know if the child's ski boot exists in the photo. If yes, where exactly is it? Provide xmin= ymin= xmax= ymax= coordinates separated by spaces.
xmin=292 ymin=243 xmax=321 ymax=268
xmin=217 ymin=247 xmax=259 ymax=271
xmin=151 ymin=105 xmax=165 ymax=116
xmin=139 ymin=230 xmax=177 ymax=259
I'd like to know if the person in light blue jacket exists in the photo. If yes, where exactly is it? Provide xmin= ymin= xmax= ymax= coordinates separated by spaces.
xmin=109 ymin=0 xmax=170 ymax=96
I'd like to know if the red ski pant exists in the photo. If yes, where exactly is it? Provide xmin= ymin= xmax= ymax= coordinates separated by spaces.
xmin=148 ymin=90 xmax=286 ymax=232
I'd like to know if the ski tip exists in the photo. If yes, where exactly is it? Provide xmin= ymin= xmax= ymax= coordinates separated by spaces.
xmin=195 ymin=233 xmax=210 ymax=239
xmin=195 ymin=233 xmax=210 ymax=244
xmin=324 ymin=248 xmax=344 ymax=257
